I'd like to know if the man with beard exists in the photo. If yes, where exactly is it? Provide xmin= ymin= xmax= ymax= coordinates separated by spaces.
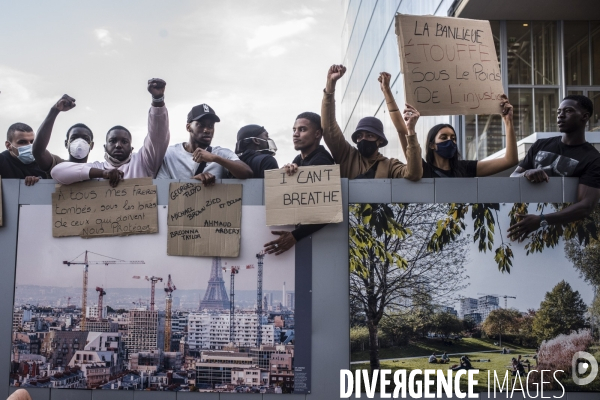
xmin=156 ymin=103 xmax=252 ymax=184
xmin=51 ymin=78 xmax=170 ymax=187
xmin=0 ymin=122 xmax=57 ymax=185
xmin=229 ymin=124 xmax=278 ymax=178
xmin=321 ymin=64 xmax=421 ymax=180
xmin=508 ymin=95 xmax=600 ymax=240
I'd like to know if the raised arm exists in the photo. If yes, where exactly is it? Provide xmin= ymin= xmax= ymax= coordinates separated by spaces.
xmin=476 ymin=95 xmax=518 ymax=176
xmin=138 ymin=78 xmax=171 ymax=177
xmin=322 ymin=64 xmax=354 ymax=164
xmin=32 ymin=94 xmax=76 ymax=170
xmin=379 ymin=72 xmax=408 ymax=155
xmin=507 ymin=184 xmax=600 ymax=241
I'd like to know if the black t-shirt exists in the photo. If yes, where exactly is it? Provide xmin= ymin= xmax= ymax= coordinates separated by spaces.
xmin=290 ymin=145 xmax=335 ymax=241
xmin=292 ymin=145 xmax=335 ymax=167
xmin=518 ymin=136 xmax=600 ymax=188
xmin=0 ymin=150 xmax=49 ymax=179
xmin=422 ymin=159 xmax=478 ymax=178
xmin=236 ymin=151 xmax=279 ymax=179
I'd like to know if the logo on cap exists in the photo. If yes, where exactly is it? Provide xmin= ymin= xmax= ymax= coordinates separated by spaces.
xmin=203 ymin=104 xmax=209 ymax=113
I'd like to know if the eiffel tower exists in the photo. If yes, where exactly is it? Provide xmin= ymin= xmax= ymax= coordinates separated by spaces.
xmin=199 ymin=257 xmax=230 ymax=310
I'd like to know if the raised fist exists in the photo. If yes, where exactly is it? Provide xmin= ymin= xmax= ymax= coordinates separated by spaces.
xmin=327 ymin=64 xmax=347 ymax=83
xmin=378 ymin=72 xmax=392 ymax=92
xmin=500 ymin=94 xmax=513 ymax=120
xmin=147 ymin=78 xmax=166 ymax=99
xmin=53 ymin=94 xmax=76 ymax=112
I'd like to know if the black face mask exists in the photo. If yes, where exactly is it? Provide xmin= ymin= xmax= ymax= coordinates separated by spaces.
xmin=357 ymin=140 xmax=378 ymax=158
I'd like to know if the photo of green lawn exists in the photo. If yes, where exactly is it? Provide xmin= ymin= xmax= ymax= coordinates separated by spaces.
xmin=349 ymin=203 xmax=600 ymax=393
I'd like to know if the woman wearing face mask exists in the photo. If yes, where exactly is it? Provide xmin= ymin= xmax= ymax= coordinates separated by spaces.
xmin=379 ymin=72 xmax=517 ymax=178
xmin=32 ymin=94 xmax=94 ymax=174
xmin=228 ymin=124 xmax=279 ymax=178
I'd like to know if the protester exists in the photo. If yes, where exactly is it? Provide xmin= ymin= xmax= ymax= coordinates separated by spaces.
xmin=321 ymin=64 xmax=421 ymax=180
xmin=229 ymin=124 xmax=278 ymax=178
xmin=156 ymin=103 xmax=252 ymax=184
xmin=378 ymin=72 xmax=517 ymax=178
xmin=264 ymin=112 xmax=335 ymax=255
xmin=32 ymin=94 xmax=94 ymax=174
xmin=51 ymin=79 xmax=170 ymax=187
xmin=508 ymin=95 xmax=600 ymax=241
xmin=0 ymin=123 xmax=58 ymax=186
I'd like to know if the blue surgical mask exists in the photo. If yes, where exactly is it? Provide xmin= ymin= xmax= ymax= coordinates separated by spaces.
xmin=13 ymin=144 xmax=36 ymax=164
xmin=435 ymin=140 xmax=457 ymax=159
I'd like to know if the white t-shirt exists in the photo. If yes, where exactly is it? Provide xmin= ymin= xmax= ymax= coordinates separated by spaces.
xmin=156 ymin=142 xmax=239 ymax=179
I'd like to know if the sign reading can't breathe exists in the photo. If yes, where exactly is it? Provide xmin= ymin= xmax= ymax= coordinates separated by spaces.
xmin=265 ymin=165 xmax=343 ymax=226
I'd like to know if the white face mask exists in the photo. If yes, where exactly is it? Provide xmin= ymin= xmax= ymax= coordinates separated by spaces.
xmin=69 ymin=138 xmax=91 ymax=159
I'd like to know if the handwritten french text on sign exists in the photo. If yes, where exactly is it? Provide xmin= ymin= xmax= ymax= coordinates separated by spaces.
xmin=395 ymin=14 xmax=504 ymax=116
xmin=265 ymin=165 xmax=343 ymax=226
xmin=52 ymin=178 xmax=158 ymax=238
xmin=167 ymin=183 xmax=242 ymax=257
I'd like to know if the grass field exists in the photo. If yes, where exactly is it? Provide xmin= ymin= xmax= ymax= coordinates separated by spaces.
xmin=351 ymin=337 xmax=532 ymax=362
xmin=350 ymin=339 xmax=600 ymax=393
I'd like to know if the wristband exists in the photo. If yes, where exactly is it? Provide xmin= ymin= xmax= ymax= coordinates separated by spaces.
xmin=152 ymin=96 xmax=164 ymax=103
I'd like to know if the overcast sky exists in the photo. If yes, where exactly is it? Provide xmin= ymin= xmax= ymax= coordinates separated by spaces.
xmin=0 ymin=0 xmax=343 ymax=165
xmin=456 ymin=203 xmax=595 ymax=312
xmin=16 ymin=205 xmax=295 ymax=292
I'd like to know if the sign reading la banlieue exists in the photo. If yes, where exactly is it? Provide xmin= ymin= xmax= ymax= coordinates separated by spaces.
xmin=396 ymin=14 xmax=504 ymax=116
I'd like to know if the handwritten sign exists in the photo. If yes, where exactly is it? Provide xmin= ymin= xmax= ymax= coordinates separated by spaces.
xmin=52 ymin=178 xmax=158 ymax=238
xmin=396 ymin=14 xmax=504 ymax=116
xmin=167 ymin=183 xmax=242 ymax=257
xmin=264 ymin=165 xmax=343 ymax=226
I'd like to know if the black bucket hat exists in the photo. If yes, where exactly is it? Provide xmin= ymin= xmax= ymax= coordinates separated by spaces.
xmin=351 ymin=116 xmax=388 ymax=147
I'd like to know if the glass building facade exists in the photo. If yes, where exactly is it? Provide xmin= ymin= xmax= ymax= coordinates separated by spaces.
xmin=339 ymin=0 xmax=600 ymax=162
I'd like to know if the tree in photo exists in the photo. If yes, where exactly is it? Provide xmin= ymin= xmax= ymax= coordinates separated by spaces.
xmin=533 ymin=280 xmax=588 ymax=342
xmin=349 ymin=203 xmax=469 ymax=371
xmin=481 ymin=308 xmax=521 ymax=345
xmin=430 ymin=203 xmax=598 ymax=273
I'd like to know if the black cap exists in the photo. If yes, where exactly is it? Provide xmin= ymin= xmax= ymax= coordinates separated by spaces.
xmin=237 ymin=124 xmax=265 ymax=141
xmin=351 ymin=116 xmax=388 ymax=147
xmin=187 ymin=104 xmax=221 ymax=123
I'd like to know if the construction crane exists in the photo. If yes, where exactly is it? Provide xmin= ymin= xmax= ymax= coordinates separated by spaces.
xmin=221 ymin=264 xmax=253 ymax=343
xmin=256 ymin=251 xmax=265 ymax=347
xmin=133 ymin=275 xmax=163 ymax=311
xmin=64 ymin=250 xmax=144 ymax=331
xmin=95 ymin=287 xmax=106 ymax=320
xmin=164 ymin=275 xmax=177 ymax=352
xmin=477 ymin=293 xmax=517 ymax=309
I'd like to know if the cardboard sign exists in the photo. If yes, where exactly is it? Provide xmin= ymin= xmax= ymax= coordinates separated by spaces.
xmin=395 ymin=14 xmax=504 ymax=116
xmin=264 ymin=165 xmax=343 ymax=226
xmin=52 ymin=178 xmax=158 ymax=238
xmin=167 ymin=183 xmax=242 ymax=257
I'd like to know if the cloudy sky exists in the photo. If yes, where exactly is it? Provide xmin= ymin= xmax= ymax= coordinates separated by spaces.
xmin=0 ymin=0 xmax=343 ymax=165
xmin=16 ymin=205 xmax=295 ymax=292
xmin=456 ymin=203 xmax=595 ymax=312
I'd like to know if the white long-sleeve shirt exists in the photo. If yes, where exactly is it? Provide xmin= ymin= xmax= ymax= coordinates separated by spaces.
xmin=51 ymin=106 xmax=170 ymax=184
